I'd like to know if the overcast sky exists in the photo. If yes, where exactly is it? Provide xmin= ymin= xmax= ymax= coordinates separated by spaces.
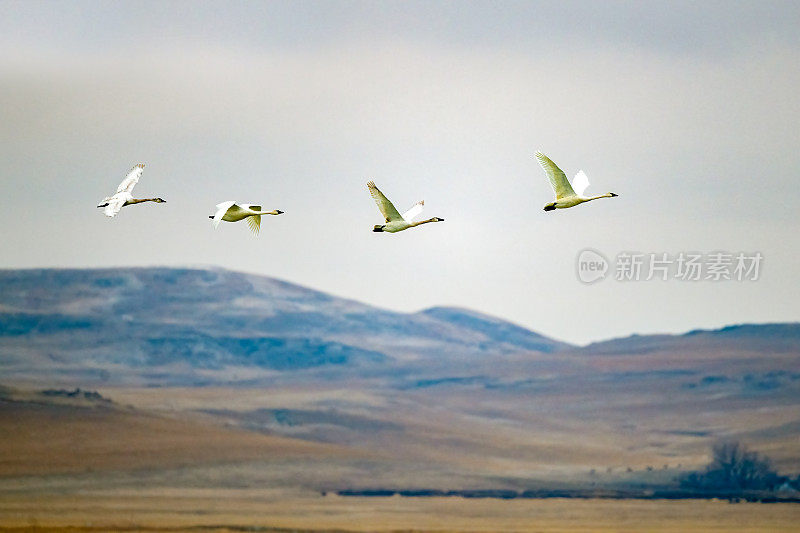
xmin=1 ymin=1 xmax=798 ymax=344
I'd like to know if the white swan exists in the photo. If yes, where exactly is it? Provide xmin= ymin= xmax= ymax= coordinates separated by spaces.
xmin=209 ymin=201 xmax=283 ymax=234
xmin=96 ymin=164 xmax=165 ymax=217
xmin=535 ymin=151 xmax=618 ymax=211
xmin=367 ymin=181 xmax=443 ymax=233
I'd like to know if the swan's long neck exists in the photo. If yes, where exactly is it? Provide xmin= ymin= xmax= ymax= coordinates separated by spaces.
xmin=584 ymin=192 xmax=616 ymax=202
xmin=125 ymin=198 xmax=162 ymax=205
xmin=256 ymin=210 xmax=283 ymax=215
xmin=409 ymin=217 xmax=442 ymax=227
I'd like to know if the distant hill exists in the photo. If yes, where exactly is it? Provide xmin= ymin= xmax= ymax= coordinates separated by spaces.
xmin=0 ymin=267 xmax=569 ymax=385
xmin=579 ymin=323 xmax=800 ymax=356
xmin=420 ymin=307 xmax=571 ymax=353
xmin=0 ymin=267 xmax=798 ymax=487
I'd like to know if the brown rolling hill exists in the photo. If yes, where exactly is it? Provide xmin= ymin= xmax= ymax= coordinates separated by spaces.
xmin=0 ymin=386 xmax=352 ymax=478
xmin=0 ymin=267 xmax=797 ymax=491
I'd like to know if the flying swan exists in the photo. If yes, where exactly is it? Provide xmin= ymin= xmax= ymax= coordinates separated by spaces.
xmin=367 ymin=181 xmax=443 ymax=233
xmin=97 ymin=164 xmax=165 ymax=217
xmin=209 ymin=202 xmax=283 ymax=234
xmin=535 ymin=151 xmax=618 ymax=211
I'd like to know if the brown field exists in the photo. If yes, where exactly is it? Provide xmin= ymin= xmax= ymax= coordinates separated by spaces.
xmin=2 ymin=271 xmax=799 ymax=531
xmin=0 ymin=397 xmax=352 ymax=477
xmin=1 ymin=492 xmax=799 ymax=532
xmin=2 ymin=382 xmax=799 ymax=532
xmin=93 ymin=383 xmax=800 ymax=477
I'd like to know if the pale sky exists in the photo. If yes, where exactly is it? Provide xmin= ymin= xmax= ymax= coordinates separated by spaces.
xmin=1 ymin=1 xmax=798 ymax=344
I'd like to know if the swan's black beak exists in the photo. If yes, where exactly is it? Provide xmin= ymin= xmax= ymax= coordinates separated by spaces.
xmin=97 ymin=204 xmax=106 ymax=208
xmin=435 ymin=217 xmax=444 ymax=221
xmin=544 ymin=204 xmax=556 ymax=211
xmin=208 ymin=215 xmax=214 ymax=219
xmin=610 ymin=193 xmax=619 ymax=197
xmin=276 ymin=210 xmax=284 ymax=214
xmin=373 ymin=225 xmax=384 ymax=232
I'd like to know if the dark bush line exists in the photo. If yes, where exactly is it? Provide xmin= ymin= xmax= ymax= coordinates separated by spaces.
xmin=40 ymin=388 xmax=110 ymax=402
xmin=338 ymin=441 xmax=800 ymax=503
xmin=335 ymin=488 xmax=800 ymax=503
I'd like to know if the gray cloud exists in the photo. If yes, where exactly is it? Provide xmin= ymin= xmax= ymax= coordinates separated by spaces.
xmin=2 ymin=1 xmax=798 ymax=56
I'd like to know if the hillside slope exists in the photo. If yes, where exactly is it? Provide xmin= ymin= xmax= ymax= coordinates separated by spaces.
xmin=0 ymin=267 xmax=568 ymax=385
xmin=0 ymin=386 xmax=348 ymax=477
xmin=0 ymin=267 xmax=798 ymax=485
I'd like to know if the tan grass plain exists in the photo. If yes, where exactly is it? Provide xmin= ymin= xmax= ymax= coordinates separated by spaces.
xmin=1 ymin=491 xmax=799 ymax=532
xmin=2 ymin=384 xmax=799 ymax=532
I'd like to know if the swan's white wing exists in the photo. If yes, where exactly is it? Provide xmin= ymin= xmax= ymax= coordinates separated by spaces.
xmin=116 ymin=164 xmax=145 ymax=194
xmin=212 ymin=201 xmax=236 ymax=228
xmin=215 ymin=201 xmax=237 ymax=211
xmin=535 ymin=151 xmax=576 ymax=199
xmin=103 ymin=193 xmax=127 ymax=218
xmin=572 ymin=170 xmax=590 ymax=197
xmin=402 ymin=200 xmax=424 ymax=222
xmin=246 ymin=214 xmax=261 ymax=234
xmin=367 ymin=181 xmax=403 ymax=222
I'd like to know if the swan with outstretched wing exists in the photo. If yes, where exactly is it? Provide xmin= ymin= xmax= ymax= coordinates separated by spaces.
xmin=97 ymin=164 xmax=166 ymax=217
xmin=367 ymin=181 xmax=443 ymax=233
xmin=536 ymin=151 xmax=617 ymax=211
xmin=209 ymin=201 xmax=283 ymax=234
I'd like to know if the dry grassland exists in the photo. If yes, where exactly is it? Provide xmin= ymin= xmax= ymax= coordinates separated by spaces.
xmin=0 ymin=492 xmax=799 ymax=532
